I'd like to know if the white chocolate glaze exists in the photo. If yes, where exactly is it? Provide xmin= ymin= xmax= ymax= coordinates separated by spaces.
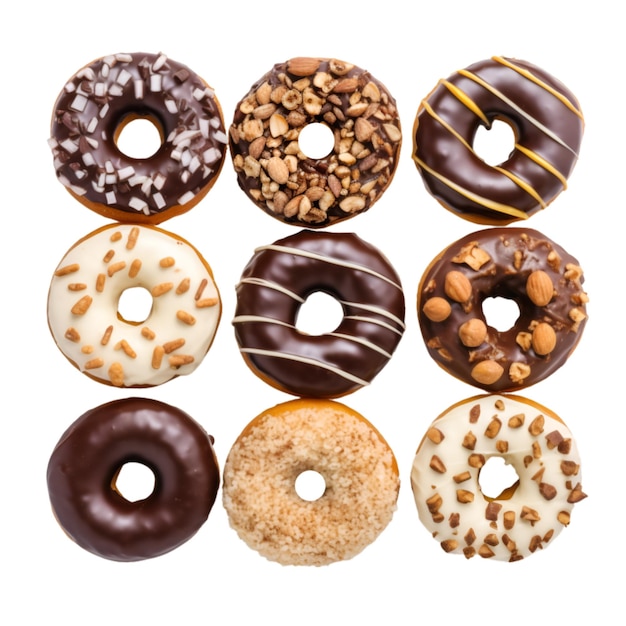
xmin=411 ymin=394 xmax=586 ymax=561
xmin=47 ymin=224 xmax=221 ymax=387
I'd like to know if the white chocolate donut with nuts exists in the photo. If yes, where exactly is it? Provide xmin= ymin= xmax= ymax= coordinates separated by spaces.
xmin=47 ymin=223 xmax=221 ymax=387
xmin=411 ymin=394 xmax=586 ymax=562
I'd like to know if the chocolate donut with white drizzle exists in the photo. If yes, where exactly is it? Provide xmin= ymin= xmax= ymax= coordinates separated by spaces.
xmin=233 ymin=230 xmax=406 ymax=398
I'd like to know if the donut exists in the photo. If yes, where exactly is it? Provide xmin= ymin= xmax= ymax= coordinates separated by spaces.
xmin=410 ymin=394 xmax=586 ymax=561
xmin=222 ymin=399 xmax=399 ymax=566
xmin=412 ymin=56 xmax=584 ymax=224
xmin=417 ymin=227 xmax=588 ymax=391
xmin=46 ymin=397 xmax=220 ymax=561
xmin=229 ymin=57 xmax=402 ymax=227
xmin=233 ymin=229 xmax=406 ymax=398
xmin=47 ymin=223 xmax=221 ymax=387
xmin=49 ymin=52 xmax=227 ymax=224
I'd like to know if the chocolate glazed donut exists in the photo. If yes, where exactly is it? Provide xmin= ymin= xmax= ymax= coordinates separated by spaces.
xmin=233 ymin=230 xmax=406 ymax=398
xmin=417 ymin=228 xmax=588 ymax=391
xmin=413 ymin=56 xmax=584 ymax=224
xmin=46 ymin=398 xmax=220 ymax=561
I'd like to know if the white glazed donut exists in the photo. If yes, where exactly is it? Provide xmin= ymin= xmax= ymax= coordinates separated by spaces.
xmin=411 ymin=394 xmax=586 ymax=561
xmin=47 ymin=223 xmax=221 ymax=387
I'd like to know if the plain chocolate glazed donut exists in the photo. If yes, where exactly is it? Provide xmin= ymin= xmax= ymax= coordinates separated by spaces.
xmin=233 ymin=230 xmax=406 ymax=398
xmin=46 ymin=398 xmax=220 ymax=561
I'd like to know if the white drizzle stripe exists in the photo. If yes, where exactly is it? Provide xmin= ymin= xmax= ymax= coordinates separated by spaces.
xmin=493 ymin=56 xmax=583 ymax=120
xmin=254 ymin=244 xmax=403 ymax=291
xmin=239 ymin=348 xmax=370 ymax=386
xmin=413 ymin=158 xmax=530 ymax=220
xmin=339 ymin=300 xmax=406 ymax=330
xmin=237 ymin=277 xmax=305 ymax=303
xmin=343 ymin=315 xmax=405 ymax=337
xmin=458 ymin=69 xmax=579 ymax=157
xmin=233 ymin=316 xmax=393 ymax=358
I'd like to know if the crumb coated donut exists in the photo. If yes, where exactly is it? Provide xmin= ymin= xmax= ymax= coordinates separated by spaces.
xmin=417 ymin=228 xmax=588 ymax=391
xmin=49 ymin=52 xmax=227 ymax=223
xmin=47 ymin=223 xmax=221 ymax=387
xmin=222 ymin=399 xmax=399 ymax=566
xmin=410 ymin=394 xmax=586 ymax=561
xmin=229 ymin=57 xmax=402 ymax=227
xmin=47 ymin=398 xmax=220 ymax=561
xmin=233 ymin=229 xmax=406 ymax=398
xmin=413 ymin=56 xmax=584 ymax=224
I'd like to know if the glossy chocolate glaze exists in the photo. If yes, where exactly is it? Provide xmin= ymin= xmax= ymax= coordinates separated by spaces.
xmin=233 ymin=230 xmax=406 ymax=398
xmin=229 ymin=57 xmax=402 ymax=227
xmin=413 ymin=56 xmax=584 ymax=224
xmin=47 ymin=398 xmax=219 ymax=561
xmin=417 ymin=228 xmax=588 ymax=391
xmin=49 ymin=53 xmax=227 ymax=223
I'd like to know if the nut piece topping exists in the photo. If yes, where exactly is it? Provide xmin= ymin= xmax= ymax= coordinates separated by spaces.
xmin=532 ymin=322 xmax=557 ymax=356
xmin=459 ymin=318 xmax=487 ymax=347
xmin=423 ymin=297 xmax=452 ymax=322
xmin=471 ymin=360 xmax=504 ymax=385
xmin=526 ymin=270 xmax=554 ymax=306
xmin=444 ymin=271 xmax=472 ymax=303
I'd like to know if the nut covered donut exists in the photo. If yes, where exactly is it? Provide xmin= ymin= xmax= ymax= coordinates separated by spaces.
xmin=47 ymin=223 xmax=221 ymax=387
xmin=223 ymin=399 xmax=399 ymax=566
xmin=49 ymin=52 xmax=227 ymax=223
xmin=47 ymin=398 xmax=220 ymax=561
xmin=229 ymin=57 xmax=402 ymax=227
xmin=417 ymin=228 xmax=588 ymax=391
xmin=410 ymin=394 xmax=586 ymax=561
xmin=233 ymin=229 xmax=406 ymax=398
xmin=413 ymin=56 xmax=584 ymax=224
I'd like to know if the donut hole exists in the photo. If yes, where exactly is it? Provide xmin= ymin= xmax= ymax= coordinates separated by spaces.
xmin=298 ymin=122 xmax=335 ymax=159
xmin=117 ymin=286 xmax=154 ymax=325
xmin=473 ymin=119 xmax=516 ymax=166
xmin=111 ymin=462 xmax=156 ymax=503
xmin=295 ymin=291 xmax=344 ymax=335
xmin=295 ymin=470 xmax=327 ymax=502
xmin=482 ymin=296 xmax=520 ymax=332
xmin=478 ymin=456 xmax=520 ymax=500
xmin=115 ymin=114 xmax=164 ymax=159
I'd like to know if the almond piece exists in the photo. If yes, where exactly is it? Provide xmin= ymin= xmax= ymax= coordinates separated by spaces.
xmin=532 ymin=322 xmax=557 ymax=355
xmin=526 ymin=270 xmax=554 ymax=306
xmin=471 ymin=360 xmax=504 ymax=385
xmin=444 ymin=270 xmax=472 ymax=303
xmin=287 ymin=57 xmax=320 ymax=76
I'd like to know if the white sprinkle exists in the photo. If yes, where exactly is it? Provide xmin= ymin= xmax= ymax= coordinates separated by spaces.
xmin=82 ymin=153 xmax=95 ymax=167
xmin=76 ymin=68 xmax=95 ymax=80
xmin=63 ymin=81 xmax=76 ymax=94
xmin=116 ymin=69 xmax=132 ymax=86
xmin=117 ymin=165 xmax=136 ymax=180
xmin=178 ymin=191 xmax=195 ymax=205
xmin=94 ymin=83 xmax=106 ymax=98
xmin=172 ymin=129 xmax=200 ymax=146
xmin=193 ymin=87 xmax=206 ymax=101
xmin=102 ymin=64 xmax=110 ymax=78
xmin=109 ymin=84 xmax=123 ymax=97
xmin=141 ymin=178 xmax=153 ymax=195
xmin=87 ymin=117 xmax=98 ymax=133
xmin=70 ymin=94 xmax=88 ymax=112
xmin=181 ymin=170 xmax=190 ymax=183
xmin=47 ymin=137 xmax=59 ymax=149
xmin=75 ymin=169 xmax=86 ymax=180
xmin=70 ymin=184 xmax=87 ymax=196
xmin=60 ymin=138 xmax=79 ymax=154
xmin=189 ymin=156 xmax=201 ymax=173
xmin=203 ymin=146 xmax=221 ymax=164
xmin=134 ymin=79 xmax=144 ymax=100
xmin=128 ymin=175 xmax=148 ymax=187
xmin=129 ymin=197 xmax=148 ymax=212
xmin=116 ymin=53 xmax=133 ymax=63
xmin=105 ymin=160 xmax=115 ymax=173
xmin=105 ymin=174 xmax=116 ymax=184
xmin=153 ymin=192 xmax=166 ymax=209
xmin=150 ymin=74 xmax=162 ymax=92
xmin=153 ymin=173 xmax=167 ymax=190
xmin=85 ymin=137 xmax=99 ymax=149
xmin=153 ymin=53 xmax=168 ymax=71
xmin=181 ymin=150 xmax=192 ymax=167
xmin=199 ymin=118 xmax=209 ymax=138
xmin=171 ymin=148 xmax=182 ymax=162
xmin=165 ymin=99 xmax=178 ymax=114
xmin=97 ymin=172 xmax=106 ymax=187
xmin=106 ymin=191 xmax=117 ymax=204
xmin=213 ymin=129 xmax=228 ymax=144
xmin=99 ymin=103 xmax=109 ymax=119
xmin=103 ymin=55 xmax=115 ymax=66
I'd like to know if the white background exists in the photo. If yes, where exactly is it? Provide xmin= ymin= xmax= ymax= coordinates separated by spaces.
xmin=2 ymin=1 xmax=621 ymax=623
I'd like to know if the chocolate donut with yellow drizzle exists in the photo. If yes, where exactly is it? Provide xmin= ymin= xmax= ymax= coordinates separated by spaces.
xmin=233 ymin=230 xmax=406 ymax=398
xmin=412 ymin=56 xmax=584 ymax=224
xmin=47 ymin=223 xmax=221 ymax=387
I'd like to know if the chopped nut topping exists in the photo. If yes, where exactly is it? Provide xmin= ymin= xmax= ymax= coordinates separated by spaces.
xmin=464 ymin=528 xmax=476 ymax=545
xmin=458 ymin=318 xmax=487 ymax=347
xmin=457 ymin=489 xmax=475 ymax=503
xmin=444 ymin=270 xmax=472 ymax=303
xmin=567 ymin=483 xmax=587 ymax=503
xmin=423 ymin=297 xmax=452 ymax=322
xmin=539 ymin=482 xmax=557 ymax=500
xmin=484 ymin=533 xmax=499 ymax=546
xmin=463 ymin=547 xmax=476 ymax=559
xmin=485 ymin=501 xmax=502 ymax=521
xmin=468 ymin=454 xmax=485 ymax=468
xmin=426 ymin=427 xmax=445 ymax=444
xmin=429 ymin=455 xmax=447 ymax=473
xmin=560 ymin=460 xmax=579 ymax=476
xmin=503 ymin=510 xmax=516 ymax=530
xmin=426 ymin=493 xmax=442 ymax=514
xmin=462 ymin=431 xmax=477 ymax=450
xmin=545 ymin=430 xmax=564 ymax=449
xmin=529 ymin=535 xmax=544 ymax=553
xmin=469 ymin=405 xmax=480 ymax=423
xmin=515 ymin=331 xmax=532 ymax=351
xmin=441 ymin=539 xmax=458 ymax=553
xmin=71 ymin=295 xmax=92 ymax=315
xmin=453 ymin=471 xmax=471 ymax=484
xmin=528 ymin=414 xmax=545 ymax=436
xmin=471 ymin=359 xmax=504 ymax=385
xmin=108 ymin=362 xmax=124 ymax=387
xmin=557 ymin=511 xmax=571 ymax=526
xmin=478 ymin=544 xmax=495 ymax=558
xmin=509 ymin=362 xmax=531 ymax=384
xmin=484 ymin=416 xmax=502 ymax=438
xmin=521 ymin=505 xmax=541 ymax=524
xmin=451 ymin=241 xmax=491 ymax=270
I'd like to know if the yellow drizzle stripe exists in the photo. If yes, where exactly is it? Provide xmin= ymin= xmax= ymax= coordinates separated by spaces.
xmin=414 ymin=156 xmax=529 ymax=220
xmin=421 ymin=100 xmax=473 ymax=151
xmin=493 ymin=56 xmax=584 ymax=121
xmin=440 ymin=79 xmax=490 ymax=126
xmin=514 ymin=143 xmax=568 ymax=189
xmin=458 ymin=69 xmax=578 ymax=157
xmin=493 ymin=166 xmax=547 ymax=209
